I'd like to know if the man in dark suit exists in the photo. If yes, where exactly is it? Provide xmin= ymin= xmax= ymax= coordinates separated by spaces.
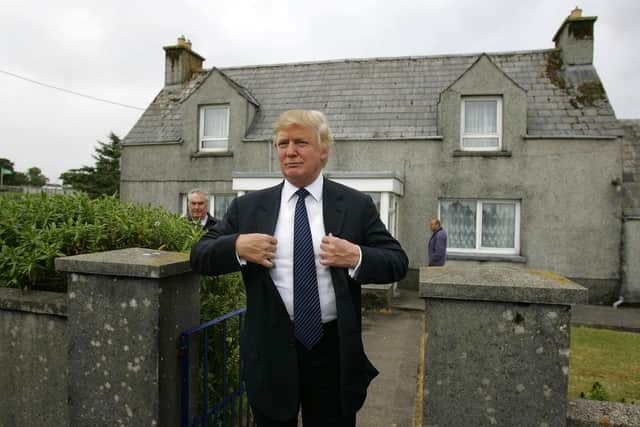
xmin=190 ymin=110 xmax=408 ymax=426
xmin=186 ymin=189 xmax=217 ymax=231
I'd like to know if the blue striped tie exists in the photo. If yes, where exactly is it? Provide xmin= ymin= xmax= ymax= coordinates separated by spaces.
xmin=293 ymin=188 xmax=323 ymax=350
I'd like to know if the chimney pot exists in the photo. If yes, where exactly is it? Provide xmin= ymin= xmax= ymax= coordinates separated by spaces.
xmin=552 ymin=9 xmax=597 ymax=66
xmin=163 ymin=36 xmax=205 ymax=86
xmin=569 ymin=7 xmax=582 ymax=19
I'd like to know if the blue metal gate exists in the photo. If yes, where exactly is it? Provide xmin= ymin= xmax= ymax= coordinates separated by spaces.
xmin=179 ymin=307 xmax=255 ymax=427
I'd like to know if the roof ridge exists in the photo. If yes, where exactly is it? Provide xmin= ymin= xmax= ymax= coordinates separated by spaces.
xmin=217 ymin=48 xmax=555 ymax=72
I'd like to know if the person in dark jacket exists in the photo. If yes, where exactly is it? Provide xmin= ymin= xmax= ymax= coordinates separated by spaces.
xmin=190 ymin=110 xmax=408 ymax=427
xmin=186 ymin=189 xmax=217 ymax=231
xmin=428 ymin=217 xmax=447 ymax=266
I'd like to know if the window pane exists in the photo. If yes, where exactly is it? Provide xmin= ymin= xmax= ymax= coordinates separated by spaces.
xmin=440 ymin=200 xmax=476 ymax=249
xmin=213 ymin=195 xmax=235 ymax=220
xmin=464 ymin=100 xmax=497 ymax=134
xmin=481 ymin=202 xmax=516 ymax=248
xmin=180 ymin=194 xmax=188 ymax=215
xmin=462 ymin=137 xmax=499 ymax=149
xmin=202 ymin=139 xmax=227 ymax=150
xmin=203 ymin=107 xmax=229 ymax=138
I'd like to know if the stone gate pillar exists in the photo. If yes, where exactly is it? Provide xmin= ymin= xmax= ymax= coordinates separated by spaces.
xmin=420 ymin=262 xmax=587 ymax=427
xmin=56 ymin=248 xmax=200 ymax=427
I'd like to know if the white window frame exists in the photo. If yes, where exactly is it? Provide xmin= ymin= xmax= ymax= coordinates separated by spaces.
xmin=438 ymin=198 xmax=520 ymax=255
xmin=199 ymin=105 xmax=230 ymax=152
xmin=460 ymin=96 xmax=502 ymax=151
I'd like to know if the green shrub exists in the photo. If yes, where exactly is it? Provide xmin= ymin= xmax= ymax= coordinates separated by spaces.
xmin=198 ymin=273 xmax=247 ymax=419
xmin=0 ymin=192 xmax=204 ymax=290
xmin=580 ymin=382 xmax=609 ymax=401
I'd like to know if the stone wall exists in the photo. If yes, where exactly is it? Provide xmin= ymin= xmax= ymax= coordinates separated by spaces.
xmin=0 ymin=289 xmax=69 ymax=427
xmin=419 ymin=263 xmax=588 ymax=427
xmin=419 ymin=263 xmax=640 ymax=426
xmin=0 ymin=248 xmax=200 ymax=427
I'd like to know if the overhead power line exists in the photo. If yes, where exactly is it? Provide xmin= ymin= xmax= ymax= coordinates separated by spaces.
xmin=0 ymin=69 xmax=145 ymax=111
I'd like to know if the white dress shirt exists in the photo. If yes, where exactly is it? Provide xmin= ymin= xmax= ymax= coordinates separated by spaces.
xmin=273 ymin=175 xmax=340 ymax=322
xmin=237 ymin=174 xmax=362 ymax=322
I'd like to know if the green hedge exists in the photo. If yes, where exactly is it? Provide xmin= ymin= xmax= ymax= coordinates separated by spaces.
xmin=0 ymin=192 xmax=203 ymax=290
xmin=0 ymin=191 xmax=245 ymax=309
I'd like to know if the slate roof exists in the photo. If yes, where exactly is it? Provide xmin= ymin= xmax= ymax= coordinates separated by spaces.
xmin=124 ymin=71 xmax=208 ymax=144
xmin=620 ymin=119 xmax=640 ymax=182
xmin=123 ymin=48 xmax=622 ymax=145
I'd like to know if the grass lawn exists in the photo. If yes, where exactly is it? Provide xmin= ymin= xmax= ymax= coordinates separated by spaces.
xmin=569 ymin=326 xmax=640 ymax=404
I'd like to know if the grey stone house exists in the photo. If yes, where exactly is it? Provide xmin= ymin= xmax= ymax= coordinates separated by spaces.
xmin=121 ymin=9 xmax=639 ymax=304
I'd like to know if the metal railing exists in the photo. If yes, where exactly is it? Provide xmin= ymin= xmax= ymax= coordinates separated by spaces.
xmin=179 ymin=307 xmax=255 ymax=427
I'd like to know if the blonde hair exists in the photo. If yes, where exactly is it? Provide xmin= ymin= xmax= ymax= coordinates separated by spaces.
xmin=273 ymin=110 xmax=334 ymax=149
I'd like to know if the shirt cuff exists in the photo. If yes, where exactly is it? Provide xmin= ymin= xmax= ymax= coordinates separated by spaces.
xmin=348 ymin=246 xmax=363 ymax=279
xmin=236 ymin=252 xmax=247 ymax=267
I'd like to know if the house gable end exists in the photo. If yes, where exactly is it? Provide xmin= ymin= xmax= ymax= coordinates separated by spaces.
xmin=180 ymin=68 xmax=260 ymax=108
xmin=438 ymin=54 xmax=528 ymax=153
xmin=180 ymin=69 xmax=259 ymax=155
xmin=441 ymin=53 xmax=526 ymax=97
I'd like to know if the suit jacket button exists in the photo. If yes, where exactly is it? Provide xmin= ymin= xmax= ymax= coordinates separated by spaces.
xmin=289 ymin=339 xmax=295 ymax=347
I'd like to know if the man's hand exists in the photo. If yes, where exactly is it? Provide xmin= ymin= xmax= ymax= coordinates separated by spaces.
xmin=320 ymin=233 xmax=360 ymax=268
xmin=236 ymin=234 xmax=277 ymax=268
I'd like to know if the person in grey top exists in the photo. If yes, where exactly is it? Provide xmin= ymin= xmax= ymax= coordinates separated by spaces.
xmin=428 ymin=217 xmax=447 ymax=266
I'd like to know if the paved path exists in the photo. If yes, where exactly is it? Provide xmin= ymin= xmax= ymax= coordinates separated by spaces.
xmin=572 ymin=303 xmax=640 ymax=332
xmin=358 ymin=310 xmax=424 ymax=427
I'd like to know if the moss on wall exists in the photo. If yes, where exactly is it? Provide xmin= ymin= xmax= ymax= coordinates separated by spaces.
xmin=575 ymin=81 xmax=606 ymax=106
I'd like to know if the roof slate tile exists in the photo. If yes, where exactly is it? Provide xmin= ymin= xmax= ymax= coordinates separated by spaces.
xmin=123 ymin=49 xmax=622 ymax=145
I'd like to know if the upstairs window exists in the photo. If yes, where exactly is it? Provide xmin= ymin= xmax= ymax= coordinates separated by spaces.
xmin=199 ymin=106 xmax=229 ymax=151
xmin=461 ymin=97 xmax=502 ymax=150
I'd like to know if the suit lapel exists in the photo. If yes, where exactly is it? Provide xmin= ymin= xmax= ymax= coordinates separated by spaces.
xmin=322 ymin=178 xmax=345 ymax=236
xmin=322 ymin=178 xmax=361 ymax=341
xmin=254 ymin=182 xmax=283 ymax=235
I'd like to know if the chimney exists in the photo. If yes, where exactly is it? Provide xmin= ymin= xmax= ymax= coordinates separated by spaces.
xmin=163 ymin=35 xmax=205 ymax=86
xmin=552 ymin=7 xmax=597 ymax=66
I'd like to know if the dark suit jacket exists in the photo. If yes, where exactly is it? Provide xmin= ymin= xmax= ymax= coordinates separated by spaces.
xmin=187 ymin=212 xmax=218 ymax=231
xmin=202 ymin=213 xmax=218 ymax=231
xmin=190 ymin=178 xmax=408 ymax=420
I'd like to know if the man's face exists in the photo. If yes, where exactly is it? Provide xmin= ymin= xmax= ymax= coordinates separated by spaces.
xmin=276 ymin=124 xmax=328 ymax=188
xmin=188 ymin=193 xmax=208 ymax=220
xmin=430 ymin=219 xmax=439 ymax=232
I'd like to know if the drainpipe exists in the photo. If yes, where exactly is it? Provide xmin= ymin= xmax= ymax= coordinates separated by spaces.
xmin=615 ymin=176 xmax=625 ymax=309
xmin=612 ymin=296 xmax=624 ymax=308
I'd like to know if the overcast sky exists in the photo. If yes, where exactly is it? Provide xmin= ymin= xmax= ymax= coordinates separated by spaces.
xmin=2 ymin=0 xmax=639 ymax=184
